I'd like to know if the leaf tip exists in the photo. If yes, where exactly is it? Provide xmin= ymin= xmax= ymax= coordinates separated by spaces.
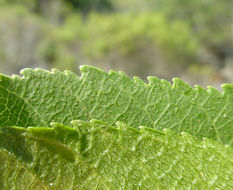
xmin=20 ymin=68 xmax=33 ymax=77
xmin=194 ymin=84 xmax=206 ymax=93
xmin=173 ymin=78 xmax=192 ymax=92
xmin=161 ymin=79 xmax=172 ymax=88
xmin=207 ymin=86 xmax=221 ymax=96
xmin=222 ymin=84 xmax=233 ymax=95
xmin=147 ymin=76 xmax=160 ymax=85
xmin=80 ymin=65 xmax=107 ymax=75
xmin=133 ymin=76 xmax=147 ymax=86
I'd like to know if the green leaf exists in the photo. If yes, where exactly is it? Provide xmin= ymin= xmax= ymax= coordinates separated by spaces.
xmin=0 ymin=120 xmax=232 ymax=189
xmin=0 ymin=66 xmax=232 ymax=189
xmin=0 ymin=66 xmax=232 ymax=146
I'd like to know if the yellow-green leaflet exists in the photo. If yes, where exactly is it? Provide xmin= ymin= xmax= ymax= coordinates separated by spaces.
xmin=0 ymin=120 xmax=233 ymax=189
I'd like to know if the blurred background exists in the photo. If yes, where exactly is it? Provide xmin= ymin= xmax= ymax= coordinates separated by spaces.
xmin=0 ymin=0 xmax=232 ymax=89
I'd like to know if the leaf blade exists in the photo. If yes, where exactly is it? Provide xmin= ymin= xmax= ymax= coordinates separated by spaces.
xmin=0 ymin=66 xmax=232 ymax=145
xmin=0 ymin=120 xmax=232 ymax=189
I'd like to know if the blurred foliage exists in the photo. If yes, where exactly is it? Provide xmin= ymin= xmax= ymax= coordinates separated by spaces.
xmin=57 ymin=13 xmax=198 ymax=62
xmin=0 ymin=0 xmax=232 ymax=87
xmin=113 ymin=0 xmax=233 ymax=66
xmin=66 ymin=0 xmax=112 ymax=12
xmin=154 ymin=0 xmax=233 ymax=67
xmin=0 ymin=2 xmax=199 ymax=70
xmin=0 ymin=4 xmax=45 ymax=72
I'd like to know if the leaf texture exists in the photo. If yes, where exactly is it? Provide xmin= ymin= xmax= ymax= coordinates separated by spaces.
xmin=0 ymin=120 xmax=232 ymax=190
xmin=0 ymin=66 xmax=232 ymax=146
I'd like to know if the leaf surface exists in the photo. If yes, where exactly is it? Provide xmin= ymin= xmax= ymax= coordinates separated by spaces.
xmin=0 ymin=120 xmax=232 ymax=189
xmin=0 ymin=66 xmax=232 ymax=146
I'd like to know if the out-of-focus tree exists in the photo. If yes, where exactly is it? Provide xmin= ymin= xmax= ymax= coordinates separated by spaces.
xmin=66 ymin=0 xmax=112 ymax=12
xmin=154 ymin=0 xmax=233 ymax=67
xmin=0 ymin=4 xmax=77 ymax=74
xmin=0 ymin=0 xmax=232 ymax=87
xmin=0 ymin=0 xmax=37 ymax=10
xmin=44 ymin=12 xmax=199 ymax=77
xmin=112 ymin=0 xmax=233 ymax=68
xmin=0 ymin=0 xmax=113 ymax=14
xmin=0 ymin=5 xmax=44 ymax=73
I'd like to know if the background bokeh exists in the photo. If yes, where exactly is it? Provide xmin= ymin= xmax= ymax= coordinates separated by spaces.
xmin=0 ymin=0 xmax=232 ymax=89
